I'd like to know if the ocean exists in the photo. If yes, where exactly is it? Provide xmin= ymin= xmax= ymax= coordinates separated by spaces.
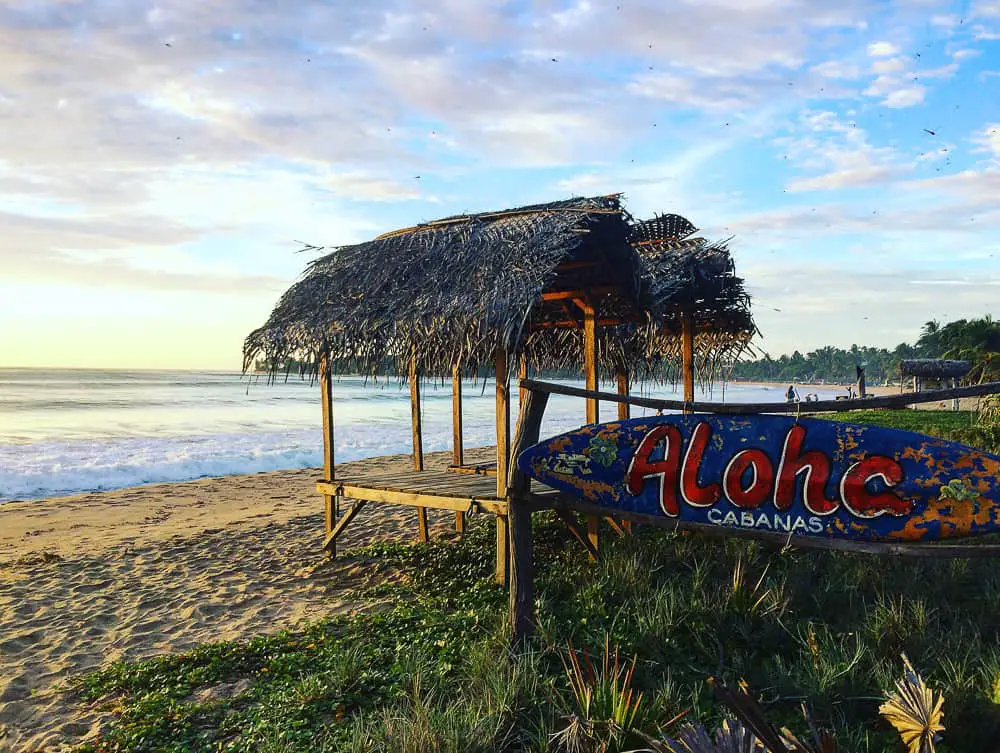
xmin=0 ymin=369 xmax=847 ymax=502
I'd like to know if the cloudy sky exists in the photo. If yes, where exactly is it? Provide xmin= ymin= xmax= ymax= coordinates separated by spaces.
xmin=1 ymin=0 xmax=998 ymax=369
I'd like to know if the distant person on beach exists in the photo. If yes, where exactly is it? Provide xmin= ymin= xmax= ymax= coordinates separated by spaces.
xmin=786 ymin=385 xmax=798 ymax=403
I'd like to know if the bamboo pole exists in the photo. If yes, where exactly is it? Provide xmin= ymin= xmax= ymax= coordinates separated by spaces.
xmin=319 ymin=353 xmax=338 ymax=560
xmin=681 ymin=309 xmax=695 ymax=408
xmin=496 ymin=348 xmax=510 ymax=584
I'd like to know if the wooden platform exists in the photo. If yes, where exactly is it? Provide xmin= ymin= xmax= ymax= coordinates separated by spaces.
xmin=317 ymin=468 xmax=552 ymax=516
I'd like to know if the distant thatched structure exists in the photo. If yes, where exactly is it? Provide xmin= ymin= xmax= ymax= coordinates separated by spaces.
xmin=900 ymin=359 xmax=971 ymax=379
xmin=244 ymin=194 xmax=755 ymax=380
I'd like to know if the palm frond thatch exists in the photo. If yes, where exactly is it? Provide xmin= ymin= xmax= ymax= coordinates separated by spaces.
xmin=878 ymin=654 xmax=944 ymax=753
xmin=243 ymin=196 xmax=756 ymax=380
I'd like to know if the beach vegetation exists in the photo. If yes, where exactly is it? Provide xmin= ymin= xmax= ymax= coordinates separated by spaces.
xmin=71 ymin=411 xmax=1000 ymax=752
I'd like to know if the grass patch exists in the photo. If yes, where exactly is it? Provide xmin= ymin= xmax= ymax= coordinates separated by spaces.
xmin=73 ymin=412 xmax=1000 ymax=752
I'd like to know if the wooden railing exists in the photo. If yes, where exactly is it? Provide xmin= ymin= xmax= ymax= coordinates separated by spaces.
xmin=518 ymin=378 xmax=1000 ymax=415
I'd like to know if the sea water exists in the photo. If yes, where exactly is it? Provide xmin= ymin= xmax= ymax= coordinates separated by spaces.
xmin=0 ymin=369 xmax=845 ymax=502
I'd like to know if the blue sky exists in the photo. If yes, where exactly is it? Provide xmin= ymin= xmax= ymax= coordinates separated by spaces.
xmin=0 ymin=0 xmax=998 ymax=368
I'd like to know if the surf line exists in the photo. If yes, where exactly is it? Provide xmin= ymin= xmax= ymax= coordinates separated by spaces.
xmin=625 ymin=422 xmax=912 ymax=523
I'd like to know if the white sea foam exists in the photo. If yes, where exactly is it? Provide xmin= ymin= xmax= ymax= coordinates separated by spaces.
xmin=0 ymin=369 xmax=841 ymax=502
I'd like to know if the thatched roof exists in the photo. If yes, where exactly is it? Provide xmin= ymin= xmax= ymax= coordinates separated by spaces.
xmin=900 ymin=359 xmax=971 ymax=378
xmin=244 ymin=194 xmax=755 ymax=379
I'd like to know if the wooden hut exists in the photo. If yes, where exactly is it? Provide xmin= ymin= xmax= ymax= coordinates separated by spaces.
xmin=244 ymin=194 xmax=755 ymax=581
xmin=900 ymin=359 xmax=971 ymax=411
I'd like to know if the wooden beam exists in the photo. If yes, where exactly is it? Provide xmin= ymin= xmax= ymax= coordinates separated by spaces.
xmin=317 ymin=482 xmax=508 ymax=515
xmin=322 ymin=500 xmax=367 ymax=552
xmin=587 ymin=514 xmax=600 ymax=560
xmin=452 ymin=364 xmax=464 ymax=533
xmin=529 ymin=317 xmax=635 ymax=331
xmin=496 ymin=348 xmax=511 ymax=585
xmin=555 ymin=508 xmax=600 ymax=561
xmin=681 ymin=309 xmax=695 ymax=407
xmin=410 ymin=352 xmax=423 ymax=471
xmin=517 ymin=378 xmax=1000 ymax=415
xmin=541 ymin=285 xmax=617 ymax=302
xmin=417 ymin=507 xmax=429 ymax=543
xmin=508 ymin=386 xmax=550 ymax=646
xmin=451 ymin=365 xmax=463 ymax=467
xmin=584 ymin=306 xmax=598 ymax=424
xmin=496 ymin=349 xmax=510 ymax=499
xmin=320 ymin=353 xmax=338 ymax=559
xmin=616 ymin=369 xmax=630 ymax=420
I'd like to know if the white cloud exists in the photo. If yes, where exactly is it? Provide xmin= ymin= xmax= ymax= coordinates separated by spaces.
xmin=811 ymin=60 xmax=861 ymax=79
xmin=953 ymin=48 xmax=982 ymax=61
xmin=867 ymin=41 xmax=900 ymax=56
xmin=972 ymin=0 xmax=1000 ymax=18
xmin=871 ymin=57 xmax=906 ymax=74
xmin=972 ymin=124 xmax=1000 ymax=158
xmin=884 ymin=85 xmax=927 ymax=108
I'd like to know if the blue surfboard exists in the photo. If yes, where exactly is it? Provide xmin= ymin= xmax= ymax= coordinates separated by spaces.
xmin=516 ymin=414 xmax=1000 ymax=542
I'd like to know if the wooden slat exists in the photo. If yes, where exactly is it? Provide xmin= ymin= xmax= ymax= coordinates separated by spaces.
xmin=451 ymin=365 xmax=463 ymax=467
xmin=518 ymin=378 xmax=1000 ymax=415
xmin=584 ymin=305 xmax=598 ymax=424
xmin=322 ymin=500 xmax=367 ymax=551
xmin=410 ymin=352 xmax=423 ymax=471
xmin=587 ymin=515 xmax=600 ymax=560
xmin=455 ymin=511 xmax=465 ymax=535
xmin=447 ymin=464 xmax=497 ymax=477
xmin=681 ymin=309 xmax=695 ymax=407
xmin=317 ymin=482 xmax=508 ymax=515
xmin=530 ymin=317 xmax=634 ymax=330
xmin=616 ymin=370 xmax=629 ymax=421
xmin=496 ymin=515 xmax=509 ymax=585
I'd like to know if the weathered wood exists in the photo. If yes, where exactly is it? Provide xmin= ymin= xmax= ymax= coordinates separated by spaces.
xmin=681 ymin=309 xmax=695 ymax=406
xmin=518 ymin=378 xmax=1000 ymax=415
xmin=551 ymin=497 xmax=1000 ymax=558
xmin=496 ymin=515 xmax=509 ymax=585
xmin=417 ymin=507 xmax=429 ymax=543
xmin=530 ymin=317 xmax=636 ymax=330
xmin=319 ymin=353 xmax=337 ymax=559
xmin=410 ymin=352 xmax=424 ymax=471
xmin=447 ymin=463 xmax=497 ymax=477
xmin=451 ymin=364 xmax=464 ymax=467
xmin=317 ymin=482 xmax=509 ymax=515
xmin=322 ymin=500 xmax=367 ymax=551
xmin=605 ymin=517 xmax=627 ymax=537
xmin=541 ymin=285 xmax=617 ymax=302
xmin=587 ymin=514 xmax=600 ymax=560
xmin=616 ymin=370 xmax=630 ymax=420
xmin=555 ymin=508 xmax=600 ymax=560
xmin=455 ymin=512 xmax=466 ymax=534
xmin=583 ymin=303 xmax=598 ymax=424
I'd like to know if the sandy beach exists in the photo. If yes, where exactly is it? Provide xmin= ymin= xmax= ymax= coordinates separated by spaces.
xmin=0 ymin=447 xmax=494 ymax=752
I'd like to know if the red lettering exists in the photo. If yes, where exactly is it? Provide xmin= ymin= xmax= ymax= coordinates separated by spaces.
xmin=626 ymin=425 xmax=682 ymax=516
xmin=774 ymin=425 xmax=839 ymax=515
xmin=840 ymin=456 xmax=910 ymax=518
xmin=723 ymin=449 xmax=773 ymax=508
xmin=681 ymin=422 xmax=723 ymax=508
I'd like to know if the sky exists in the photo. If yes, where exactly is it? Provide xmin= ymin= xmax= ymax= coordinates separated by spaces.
xmin=1 ymin=0 xmax=998 ymax=370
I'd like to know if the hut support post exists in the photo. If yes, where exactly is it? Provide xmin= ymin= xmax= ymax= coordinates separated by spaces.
xmin=616 ymin=369 xmax=630 ymax=420
xmin=581 ymin=300 xmax=600 ymax=555
xmin=952 ymin=378 xmax=960 ymax=412
xmin=452 ymin=365 xmax=464 ymax=533
xmin=410 ymin=353 xmax=428 ymax=543
xmin=320 ymin=354 xmax=339 ymax=560
xmin=508 ymin=386 xmax=549 ymax=647
xmin=496 ymin=348 xmax=511 ymax=584
xmin=682 ymin=309 xmax=695 ymax=408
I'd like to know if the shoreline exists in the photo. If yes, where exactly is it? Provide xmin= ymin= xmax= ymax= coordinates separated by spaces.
xmin=0 ymin=447 xmax=493 ymax=751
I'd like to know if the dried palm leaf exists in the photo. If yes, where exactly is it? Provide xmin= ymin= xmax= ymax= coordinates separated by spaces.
xmin=878 ymin=654 xmax=944 ymax=753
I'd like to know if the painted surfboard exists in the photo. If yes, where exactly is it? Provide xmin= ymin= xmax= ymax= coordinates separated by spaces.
xmin=516 ymin=414 xmax=1000 ymax=542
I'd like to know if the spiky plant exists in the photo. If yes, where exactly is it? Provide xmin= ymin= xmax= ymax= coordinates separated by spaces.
xmin=879 ymin=654 xmax=945 ymax=753
xmin=632 ymin=719 xmax=762 ymax=752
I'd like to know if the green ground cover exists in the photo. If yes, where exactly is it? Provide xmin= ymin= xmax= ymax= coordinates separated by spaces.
xmin=73 ymin=411 xmax=1000 ymax=752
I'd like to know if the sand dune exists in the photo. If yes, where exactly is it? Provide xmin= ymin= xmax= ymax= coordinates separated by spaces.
xmin=0 ymin=449 xmax=492 ymax=752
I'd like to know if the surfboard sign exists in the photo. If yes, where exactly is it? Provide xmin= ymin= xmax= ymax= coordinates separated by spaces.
xmin=517 ymin=414 xmax=1000 ymax=542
